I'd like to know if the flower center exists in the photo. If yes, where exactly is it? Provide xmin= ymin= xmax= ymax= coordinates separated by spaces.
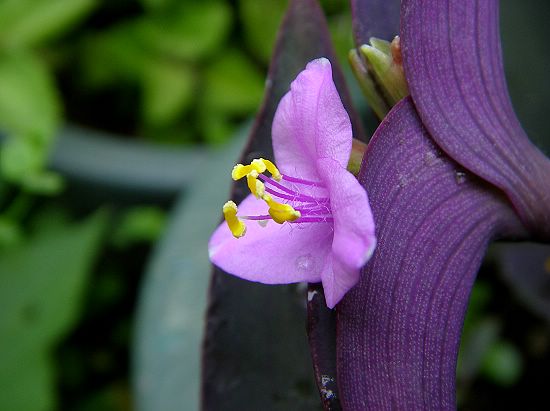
xmin=223 ymin=158 xmax=333 ymax=238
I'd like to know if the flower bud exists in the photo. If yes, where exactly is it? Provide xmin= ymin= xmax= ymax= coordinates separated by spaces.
xmin=360 ymin=36 xmax=409 ymax=106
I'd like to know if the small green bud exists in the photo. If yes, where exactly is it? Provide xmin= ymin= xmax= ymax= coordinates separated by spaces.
xmin=360 ymin=36 xmax=409 ymax=105
xmin=347 ymin=138 xmax=368 ymax=176
xmin=348 ymin=49 xmax=390 ymax=120
xmin=368 ymin=37 xmax=391 ymax=55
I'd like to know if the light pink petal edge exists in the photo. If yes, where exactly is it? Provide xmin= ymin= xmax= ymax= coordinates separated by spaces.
xmin=322 ymin=256 xmax=362 ymax=309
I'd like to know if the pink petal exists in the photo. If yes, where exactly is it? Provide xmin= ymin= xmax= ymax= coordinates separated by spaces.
xmin=322 ymin=256 xmax=362 ymax=309
xmin=208 ymin=194 xmax=333 ymax=284
xmin=272 ymin=58 xmax=353 ymax=180
xmin=313 ymin=158 xmax=376 ymax=308
xmin=318 ymin=158 xmax=376 ymax=271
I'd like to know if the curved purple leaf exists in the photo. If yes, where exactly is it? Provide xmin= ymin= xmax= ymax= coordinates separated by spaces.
xmin=350 ymin=0 xmax=400 ymax=44
xmin=400 ymin=0 xmax=550 ymax=240
xmin=336 ymin=98 xmax=526 ymax=409
xmin=202 ymin=0 xmax=362 ymax=409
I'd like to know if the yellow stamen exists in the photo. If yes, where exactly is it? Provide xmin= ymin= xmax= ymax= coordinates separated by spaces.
xmin=251 ymin=158 xmax=267 ymax=173
xmin=247 ymin=170 xmax=265 ymax=198
xmin=232 ymin=161 xmax=266 ymax=180
xmin=262 ymin=194 xmax=301 ymax=224
xmin=231 ymin=158 xmax=281 ymax=181
xmin=260 ymin=158 xmax=282 ymax=181
xmin=223 ymin=201 xmax=246 ymax=238
xmin=224 ymin=158 xmax=290 ymax=233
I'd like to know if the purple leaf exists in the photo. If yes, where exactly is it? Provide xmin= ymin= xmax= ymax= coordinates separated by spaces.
xmin=202 ymin=0 xmax=362 ymax=408
xmin=336 ymin=98 xmax=526 ymax=409
xmin=350 ymin=0 xmax=401 ymax=45
xmin=400 ymin=0 xmax=550 ymax=240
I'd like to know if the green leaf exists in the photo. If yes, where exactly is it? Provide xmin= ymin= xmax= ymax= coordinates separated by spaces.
xmin=199 ymin=113 xmax=236 ymax=145
xmin=238 ymin=0 xmax=288 ymax=63
xmin=137 ymin=1 xmax=232 ymax=62
xmin=0 ymin=52 xmax=61 ymax=190
xmin=1 ymin=135 xmax=44 ymax=182
xmin=21 ymin=170 xmax=64 ymax=195
xmin=111 ymin=206 xmax=166 ymax=248
xmin=480 ymin=341 xmax=523 ymax=386
xmin=1 ymin=136 xmax=64 ymax=194
xmin=80 ymin=25 xmax=149 ymax=87
xmin=0 ymin=52 xmax=60 ymax=140
xmin=0 ymin=351 xmax=53 ymax=411
xmin=139 ymin=0 xmax=173 ymax=11
xmin=200 ymin=49 xmax=264 ymax=116
xmin=0 ymin=209 xmax=108 ymax=411
xmin=141 ymin=60 xmax=195 ymax=128
xmin=0 ymin=216 xmax=23 ymax=248
xmin=0 ymin=0 xmax=96 ymax=49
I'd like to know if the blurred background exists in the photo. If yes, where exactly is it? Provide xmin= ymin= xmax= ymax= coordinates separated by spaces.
xmin=0 ymin=0 xmax=548 ymax=410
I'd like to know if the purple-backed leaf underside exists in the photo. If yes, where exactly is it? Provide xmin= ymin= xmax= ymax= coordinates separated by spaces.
xmin=336 ymin=98 xmax=526 ymax=410
xmin=400 ymin=0 xmax=550 ymax=240
xmin=350 ymin=0 xmax=401 ymax=45
xmin=492 ymin=242 xmax=550 ymax=322
xmin=201 ymin=0 xmax=362 ymax=409
xmin=307 ymin=283 xmax=342 ymax=410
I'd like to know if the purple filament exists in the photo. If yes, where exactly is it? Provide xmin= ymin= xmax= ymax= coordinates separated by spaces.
xmin=238 ymin=172 xmax=333 ymax=225
xmin=259 ymin=174 xmax=329 ymax=203
xmin=241 ymin=214 xmax=333 ymax=224
xmin=293 ymin=216 xmax=334 ymax=223
xmin=264 ymin=187 xmax=328 ymax=204
xmin=282 ymin=174 xmax=324 ymax=187
xmin=296 ymin=207 xmax=331 ymax=216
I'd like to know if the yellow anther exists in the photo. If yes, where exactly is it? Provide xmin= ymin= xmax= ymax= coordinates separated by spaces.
xmin=262 ymin=194 xmax=301 ymax=224
xmin=232 ymin=164 xmax=252 ymax=180
xmin=247 ymin=170 xmax=265 ymax=198
xmin=232 ymin=158 xmax=281 ymax=181
xmin=251 ymin=159 xmax=267 ymax=173
xmin=223 ymin=201 xmax=246 ymax=238
xmin=260 ymin=158 xmax=282 ymax=181
xmin=231 ymin=160 xmax=265 ymax=180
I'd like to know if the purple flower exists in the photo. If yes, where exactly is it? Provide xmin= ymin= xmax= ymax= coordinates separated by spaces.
xmin=208 ymin=58 xmax=376 ymax=308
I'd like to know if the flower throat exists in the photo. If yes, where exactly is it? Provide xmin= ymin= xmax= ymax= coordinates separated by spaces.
xmin=222 ymin=158 xmax=333 ymax=238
